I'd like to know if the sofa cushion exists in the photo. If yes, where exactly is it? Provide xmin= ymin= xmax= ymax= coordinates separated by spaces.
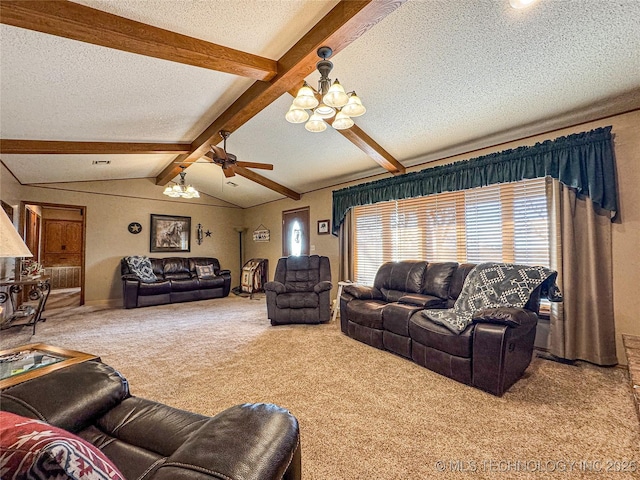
xmin=423 ymin=262 xmax=458 ymax=298
xmin=346 ymin=299 xmax=387 ymax=329
xmin=0 ymin=411 xmax=125 ymax=480
xmin=138 ymin=279 xmax=172 ymax=296
xmin=447 ymin=263 xmax=476 ymax=307
xmin=196 ymin=264 xmax=216 ymax=279
xmin=282 ymin=255 xmax=322 ymax=292
xmin=198 ymin=276 xmax=226 ymax=289
xmin=125 ymin=255 xmax=157 ymax=282
xmin=276 ymin=292 xmax=318 ymax=309
xmin=383 ymin=303 xmax=423 ymax=336
xmin=409 ymin=313 xmax=474 ymax=358
xmin=170 ymin=278 xmax=200 ymax=292
xmin=373 ymin=261 xmax=427 ymax=302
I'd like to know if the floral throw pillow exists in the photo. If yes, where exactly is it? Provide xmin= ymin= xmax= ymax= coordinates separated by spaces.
xmin=125 ymin=255 xmax=157 ymax=282
xmin=196 ymin=264 xmax=216 ymax=279
xmin=0 ymin=411 xmax=125 ymax=480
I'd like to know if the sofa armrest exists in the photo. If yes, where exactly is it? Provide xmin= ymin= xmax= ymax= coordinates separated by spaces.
xmin=472 ymin=307 xmax=538 ymax=330
xmin=265 ymin=281 xmax=286 ymax=294
xmin=218 ymin=269 xmax=231 ymax=276
xmin=398 ymin=294 xmax=446 ymax=308
xmin=154 ymin=403 xmax=301 ymax=480
xmin=314 ymin=281 xmax=333 ymax=293
xmin=343 ymin=285 xmax=381 ymax=300
xmin=121 ymin=274 xmax=141 ymax=282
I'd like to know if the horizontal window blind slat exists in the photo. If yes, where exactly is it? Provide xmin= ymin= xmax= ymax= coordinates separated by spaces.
xmin=353 ymin=178 xmax=549 ymax=285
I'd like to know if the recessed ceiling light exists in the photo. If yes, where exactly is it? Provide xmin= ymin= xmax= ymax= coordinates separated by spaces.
xmin=509 ymin=0 xmax=538 ymax=8
xmin=92 ymin=160 xmax=111 ymax=165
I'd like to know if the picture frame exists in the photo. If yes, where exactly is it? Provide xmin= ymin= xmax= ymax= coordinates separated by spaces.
xmin=150 ymin=214 xmax=191 ymax=253
xmin=317 ymin=219 xmax=330 ymax=235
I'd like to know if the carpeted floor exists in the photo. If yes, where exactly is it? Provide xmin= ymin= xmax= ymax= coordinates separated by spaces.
xmin=1 ymin=296 xmax=639 ymax=479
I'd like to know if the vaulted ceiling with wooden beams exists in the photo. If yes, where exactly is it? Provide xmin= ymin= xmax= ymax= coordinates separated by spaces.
xmin=2 ymin=0 xmax=640 ymax=208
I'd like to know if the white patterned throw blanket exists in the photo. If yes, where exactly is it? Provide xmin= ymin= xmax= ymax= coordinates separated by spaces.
xmin=423 ymin=263 xmax=558 ymax=334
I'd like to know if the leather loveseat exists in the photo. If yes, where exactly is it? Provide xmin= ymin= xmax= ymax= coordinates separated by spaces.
xmin=340 ymin=261 xmax=557 ymax=396
xmin=121 ymin=257 xmax=231 ymax=309
xmin=0 ymin=360 xmax=301 ymax=480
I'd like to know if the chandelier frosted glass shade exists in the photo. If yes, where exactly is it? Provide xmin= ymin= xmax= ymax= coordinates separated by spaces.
xmin=286 ymin=46 xmax=365 ymax=133
xmin=292 ymin=83 xmax=319 ymax=109
xmin=332 ymin=111 xmax=355 ymax=130
xmin=341 ymin=93 xmax=366 ymax=117
xmin=285 ymin=105 xmax=310 ymax=124
xmin=314 ymin=102 xmax=336 ymax=119
xmin=305 ymin=113 xmax=327 ymax=132
xmin=323 ymin=80 xmax=349 ymax=108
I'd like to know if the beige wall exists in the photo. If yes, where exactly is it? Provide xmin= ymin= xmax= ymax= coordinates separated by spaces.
xmin=1 ymin=167 xmax=243 ymax=306
xmin=244 ymin=110 xmax=640 ymax=364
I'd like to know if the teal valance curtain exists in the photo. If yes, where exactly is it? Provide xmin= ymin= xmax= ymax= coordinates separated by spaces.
xmin=332 ymin=127 xmax=617 ymax=235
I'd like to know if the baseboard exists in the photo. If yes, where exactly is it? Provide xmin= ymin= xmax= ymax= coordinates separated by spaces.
xmin=84 ymin=298 xmax=120 ymax=308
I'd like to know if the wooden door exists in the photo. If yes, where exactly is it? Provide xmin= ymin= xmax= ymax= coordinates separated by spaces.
xmin=282 ymin=207 xmax=310 ymax=257
xmin=25 ymin=208 xmax=41 ymax=261
xmin=43 ymin=220 xmax=82 ymax=266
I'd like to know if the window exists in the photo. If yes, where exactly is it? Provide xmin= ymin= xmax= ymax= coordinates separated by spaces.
xmin=352 ymin=177 xmax=549 ymax=286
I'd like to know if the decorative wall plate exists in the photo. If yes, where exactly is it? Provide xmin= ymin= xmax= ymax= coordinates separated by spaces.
xmin=128 ymin=222 xmax=142 ymax=234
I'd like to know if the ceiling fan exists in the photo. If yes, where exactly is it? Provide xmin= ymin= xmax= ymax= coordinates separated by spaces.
xmin=204 ymin=131 xmax=273 ymax=178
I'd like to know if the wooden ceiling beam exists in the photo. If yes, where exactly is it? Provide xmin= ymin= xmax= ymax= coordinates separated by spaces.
xmin=0 ymin=0 xmax=277 ymax=81
xmin=155 ymin=0 xmax=407 ymax=187
xmin=233 ymin=166 xmax=301 ymax=201
xmin=0 ymin=139 xmax=191 ymax=155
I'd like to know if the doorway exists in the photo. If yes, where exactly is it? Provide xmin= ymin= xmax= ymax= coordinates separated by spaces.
xmin=282 ymin=207 xmax=310 ymax=257
xmin=21 ymin=202 xmax=86 ymax=308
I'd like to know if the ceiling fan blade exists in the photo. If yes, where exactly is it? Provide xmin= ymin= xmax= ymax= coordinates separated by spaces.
xmin=236 ymin=161 xmax=274 ymax=170
xmin=210 ymin=145 xmax=227 ymax=161
xmin=223 ymin=165 xmax=235 ymax=178
xmin=233 ymin=166 xmax=300 ymax=200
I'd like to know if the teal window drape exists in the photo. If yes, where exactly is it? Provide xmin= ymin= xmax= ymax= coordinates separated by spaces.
xmin=332 ymin=127 xmax=617 ymax=235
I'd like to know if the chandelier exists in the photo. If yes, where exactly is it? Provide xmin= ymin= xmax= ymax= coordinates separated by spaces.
xmin=285 ymin=46 xmax=366 ymax=133
xmin=163 ymin=166 xmax=200 ymax=199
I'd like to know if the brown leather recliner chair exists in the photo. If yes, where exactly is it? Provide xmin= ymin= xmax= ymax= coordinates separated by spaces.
xmin=265 ymin=255 xmax=332 ymax=325
xmin=0 ymin=360 xmax=301 ymax=480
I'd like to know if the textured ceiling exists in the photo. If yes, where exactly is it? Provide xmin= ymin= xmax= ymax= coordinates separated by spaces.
xmin=1 ymin=0 xmax=639 ymax=208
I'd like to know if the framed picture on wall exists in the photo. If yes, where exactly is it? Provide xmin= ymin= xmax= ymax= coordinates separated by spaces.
xmin=317 ymin=219 xmax=330 ymax=235
xmin=150 ymin=214 xmax=191 ymax=252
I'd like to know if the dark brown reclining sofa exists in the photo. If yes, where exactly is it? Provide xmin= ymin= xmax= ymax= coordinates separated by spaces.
xmin=340 ymin=261 xmax=556 ymax=396
xmin=0 ymin=360 xmax=301 ymax=480
xmin=121 ymin=257 xmax=231 ymax=309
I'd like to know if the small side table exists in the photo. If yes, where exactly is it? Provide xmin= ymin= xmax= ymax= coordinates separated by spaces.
xmin=331 ymin=280 xmax=353 ymax=323
xmin=0 ymin=276 xmax=51 ymax=335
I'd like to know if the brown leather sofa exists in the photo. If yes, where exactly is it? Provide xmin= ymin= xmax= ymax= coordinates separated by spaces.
xmin=0 ymin=360 xmax=301 ymax=480
xmin=340 ymin=261 xmax=555 ymax=396
xmin=121 ymin=257 xmax=231 ymax=309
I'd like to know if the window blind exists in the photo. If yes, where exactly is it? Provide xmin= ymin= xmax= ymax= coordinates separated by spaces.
xmin=352 ymin=177 xmax=549 ymax=286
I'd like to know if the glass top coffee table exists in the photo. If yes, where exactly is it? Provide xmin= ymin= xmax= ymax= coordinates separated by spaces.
xmin=0 ymin=343 xmax=98 ymax=389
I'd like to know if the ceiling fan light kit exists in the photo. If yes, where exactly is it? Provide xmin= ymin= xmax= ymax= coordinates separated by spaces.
xmin=287 ymin=46 xmax=365 ymax=132
xmin=163 ymin=166 xmax=200 ymax=199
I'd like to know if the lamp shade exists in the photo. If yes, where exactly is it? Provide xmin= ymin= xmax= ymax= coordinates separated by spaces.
xmin=332 ymin=111 xmax=354 ymax=130
xmin=341 ymin=93 xmax=366 ymax=117
xmin=314 ymin=103 xmax=336 ymax=119
xmin=0 ymin=209 xmax=33 ymax=258
xmin=285 ymin=104 xmax=310 ymax=124
xmin=292 ymin=83 xmax=319 ymax=109
xmin=323 ymin=79 xmax=349 ymax=108
xmin=305 ymin=113 xmax=327 ymax=132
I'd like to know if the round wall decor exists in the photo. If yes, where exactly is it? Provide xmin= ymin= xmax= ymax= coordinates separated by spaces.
xmin=128 ymin=222 xmax=142 ymax=234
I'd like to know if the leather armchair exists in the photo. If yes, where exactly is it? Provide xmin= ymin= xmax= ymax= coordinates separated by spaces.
xmin=0 ymin=360 xmax=301 ymax=480
xmin=265 ymin=255 xmax=332 ymax=325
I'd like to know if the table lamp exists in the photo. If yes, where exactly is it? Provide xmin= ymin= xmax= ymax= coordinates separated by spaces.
xmin=1 ymin=209 xmax=33 ymax=258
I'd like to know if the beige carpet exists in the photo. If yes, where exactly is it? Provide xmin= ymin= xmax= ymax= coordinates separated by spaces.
xmin=1 ymin=296 xmax=639 ymax=479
